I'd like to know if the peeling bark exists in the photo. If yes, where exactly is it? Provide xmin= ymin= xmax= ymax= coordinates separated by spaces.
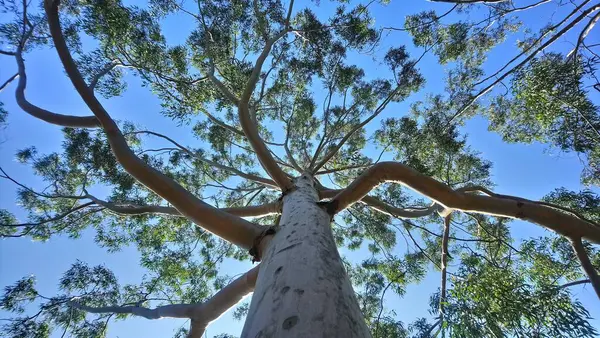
xmin=242 ymin=175 xmax=371 ymax=338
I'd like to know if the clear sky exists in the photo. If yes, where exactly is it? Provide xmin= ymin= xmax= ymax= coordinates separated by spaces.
xmin=1 ymin=1 xmax=599 ymax=337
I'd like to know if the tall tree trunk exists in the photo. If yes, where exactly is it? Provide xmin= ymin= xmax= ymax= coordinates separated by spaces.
xmin=241 ymin=175 xmax=371 ymax=337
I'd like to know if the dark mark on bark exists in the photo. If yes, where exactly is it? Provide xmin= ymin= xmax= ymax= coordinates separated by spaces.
xmin=275 ymin=266 xmax=283 ymax=275
xmin=276 ymin=242 xmax=301 ymax=254
xmin=294 ymin=288 xmax=305 ymax=296
xmin=282 ymin=316 xmax=299 ymax=330
xmin=281 ymin=286 xmax=290 ymax=294
xmin=517 ymin=201 xmax=524 ymax=208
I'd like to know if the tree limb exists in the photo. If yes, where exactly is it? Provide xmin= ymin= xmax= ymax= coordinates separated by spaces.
xmin=237 ymin=29 xmax=294 ymax=191
xmin=320 ymin=188 xmax=442 ymax=219
xmin=325 ymin=162 xmax=600 ymax=243
xmin=14 ymin=50 xmax=99 ymax=128
xmin=567 ymin=11 xmax=600 ymax=60
xmin=72 ymin=265 xmax=259 ymax=338
xmin=0 ymin=73 xmax=18 ymax=93
xmin=43 ymin=0 xmax=262 ymax=250
xmin=439 ymin=214 xmax=451 ymax=325
xmin=447 ymin=2 xmax=600 ymax=126
xmin=130 ymin=130 xmax=279 ymax=189
xmin=570 ymin=238 xmax=600 ymax=299
xmin=88 ymin=195 xmax=281 ymax=218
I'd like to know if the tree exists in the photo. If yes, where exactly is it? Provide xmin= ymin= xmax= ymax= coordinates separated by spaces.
xmin=0 ymin=0 xmax=599 ymax=337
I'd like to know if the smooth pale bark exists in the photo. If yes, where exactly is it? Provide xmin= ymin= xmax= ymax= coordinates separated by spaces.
xmin=241 ymin=175 xmax=371 ymax=338
xmin=571 ymin=238 xmax=600 ymax=299
xmin=326 ymin=162 xmax=600 ymax=243
xmin=44 ymin=1 xmax=262 ymax=249
xmin=320 ymin=188 xmax=441 ymax=219
xmin=73 ymin=265 xmax=260 ymax=338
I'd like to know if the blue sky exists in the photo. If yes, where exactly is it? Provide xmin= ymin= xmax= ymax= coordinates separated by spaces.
xmin=1 ymin=0 xmax=599 ymax=337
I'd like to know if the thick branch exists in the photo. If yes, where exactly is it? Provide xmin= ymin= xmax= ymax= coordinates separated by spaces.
xmin=326 ymin=162 xmax=600 ymax=243
xmin=237 ymin=29 xmax=294 ymax=191
xmin=320 ymin=188 xmax=441 ymax=219
xmin=72 ymin=265 xmax=259 ymax=338
xmin=571 ymin=238 xmax=600 ymax=299
xmin=14 ymin=51 xmax=99 ymax=128
xmin=44 ymin=1 xmax=262 ymax=249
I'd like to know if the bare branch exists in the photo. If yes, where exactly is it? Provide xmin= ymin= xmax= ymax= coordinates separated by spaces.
xmin=14 ymin=51 xmax=99 ymax=128
xmin=89 ymin=60 xmax=121 ymax=91
xmin=130 ymin=130 xmax=279 ymax=189
xmin=311 ymin=88 xmax=398 ymax=174
xmin=439 ymin=214 xmax=451 ymax=326
xmin=571 ymin=238 xmax=600 ymax=299
xmin=429 ymin=0 xmax=507 ymax=3
xmin=43 ymin=1 xmax=262 ymax=250
xmin=319 ymin=188 xmax=441 ymax=219
xmin=557 ymin=279 xmax=591 ymax=290
xmin=447 ymin=2 xmax=600 ymax=126
xmin=89 ymin=195 xmax=280 ymax=218
xmin=325 ymin=162 xmax=600 ymax=243
xmin=1 ymin=202 xmax=94 ymax=228
xmin=567 ymin=11 xmax=600 ymax=60
xmin=237 ymin=29 xmax=294 ymax=191
xmin=72 ymin=265 xmax=259 ymax=338
xmin=0 ymin=73 xmax=18 ymax=93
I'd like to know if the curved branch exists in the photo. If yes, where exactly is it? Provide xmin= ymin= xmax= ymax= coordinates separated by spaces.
xmin=0 ymin=202 xmax=94 ymax=227
xmin=44 ymin=1 xmax=262 ymax=250
xmin=14 ymin=51 xmax=99 ymax=128
xmin=571 ymin=238 xmax=600 ymax=299
xmin=320 ymin=188 xmax=441 ymax=219
xmin=325 ymin=162 xmax=600 ymax=243
xmin=237 ymin=29 xmax=294 ymax=191
xmin=130 ymin=130 xmax=278 ymax=189
xmin=567 ymin=11 xmax=600 ymax=60
xmin=72 ymin=265 xmax=259 ymax=338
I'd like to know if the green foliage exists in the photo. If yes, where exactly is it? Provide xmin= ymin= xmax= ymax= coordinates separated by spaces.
xmin=487 ymin=53 xmax=600 ymax=185
xmin=0 ymin=0 xmax=598 ymax=337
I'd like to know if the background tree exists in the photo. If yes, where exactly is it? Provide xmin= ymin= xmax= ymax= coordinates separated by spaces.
xmin=0 ymin=0 xmax=599 ymax=337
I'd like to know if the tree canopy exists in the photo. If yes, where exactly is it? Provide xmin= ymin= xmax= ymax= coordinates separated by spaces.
xmin=0 ymin=0 xmax=599 ymax=337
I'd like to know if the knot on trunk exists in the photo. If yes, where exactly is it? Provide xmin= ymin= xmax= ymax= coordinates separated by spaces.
xmin=249 ymin=225 xmax=278 ymax=263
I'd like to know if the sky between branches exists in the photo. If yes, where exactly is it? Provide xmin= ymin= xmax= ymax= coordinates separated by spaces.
xmin=0 ymin=0 xmax=599 ymax=337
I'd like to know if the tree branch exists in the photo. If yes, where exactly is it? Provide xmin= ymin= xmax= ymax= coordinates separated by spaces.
xmin=0 ymin=73 xmax=18 ymax=93
xmin=311 ymin=87 xmax=399 ymax=174
xmin=320 ymin=188 xmax=442 ymax=219
xmin=571 ymin=238 xmax=600 ymax=299
xmin=447 ymin=2 xmax=600 ymax=126
xmin=325 ymin=162 xmax=600 ymax=243
xmin=88 ymin=195 xmax=281 ymax=218
xmin=130 ymin=130 xmax=278 ymax=189
xmin=237 ymin=29 xmax=294 ymax=191
xmin=439 ymin=214 xmax=451 ymax=325
xmin=43 ymin=0 xmax=262 ymax=250
xmin=14 ymin=50 xmax=99 ymax=128
xmin=72 ymin=265 xmax=259 ymax=338
xmin=567 ymin=11 xmax=600 ymax=60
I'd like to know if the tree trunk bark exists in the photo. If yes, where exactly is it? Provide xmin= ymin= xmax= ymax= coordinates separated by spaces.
xmin=241 ymin=174 xmax=371 ymax=338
